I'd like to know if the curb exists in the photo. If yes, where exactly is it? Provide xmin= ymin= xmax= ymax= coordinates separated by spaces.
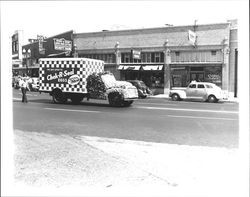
xmin=148 ymin=95 xmax=239 ymax=103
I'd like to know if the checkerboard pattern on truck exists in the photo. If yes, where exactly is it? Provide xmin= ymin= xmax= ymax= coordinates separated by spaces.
xmin=39 ymin=58 xmax=104 ymax=93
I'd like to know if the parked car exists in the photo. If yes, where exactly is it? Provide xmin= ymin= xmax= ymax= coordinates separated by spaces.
xmin=127 ymin=80 xmax=152 ymax=98
xmin=169 ymin=82 xmax=227 ymax=103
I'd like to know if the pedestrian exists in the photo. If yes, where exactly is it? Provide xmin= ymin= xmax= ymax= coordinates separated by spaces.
xmin=20 ymin=78 xmax=30 ymax=103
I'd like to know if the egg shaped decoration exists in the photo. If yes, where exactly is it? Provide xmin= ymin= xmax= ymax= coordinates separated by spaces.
xmin=68 ymin=74 xmax=80 ymax=86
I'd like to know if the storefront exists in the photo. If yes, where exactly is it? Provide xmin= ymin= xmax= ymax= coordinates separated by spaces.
xmin=74 ymin=21 xmax=237 ymax=97
xmin=171 ymin=64 xmax=222 ymax=87
xmin=119 ymin=64 xmax=164 ymax=88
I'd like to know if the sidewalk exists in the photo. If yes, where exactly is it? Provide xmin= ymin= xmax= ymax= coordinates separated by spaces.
xmin=11 ymin=129 xmax=245 ymax=197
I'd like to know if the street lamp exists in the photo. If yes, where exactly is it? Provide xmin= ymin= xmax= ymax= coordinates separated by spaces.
xmin=22 ymin=48 xmax=31 ymax=75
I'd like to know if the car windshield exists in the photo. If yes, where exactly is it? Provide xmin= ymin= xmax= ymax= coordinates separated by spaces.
xmin=205 ymin=84 xmax=213 ymax=88
xmin=139 ymin=81 xmax=147 ymax=88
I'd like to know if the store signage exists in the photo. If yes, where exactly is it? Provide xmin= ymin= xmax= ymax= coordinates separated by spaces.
xmin=188 ymin=30 xmax=196 ymax=46
xmin=53 ymin=38 xmax=72 ymax=51
xmin=131 ymin=50 xmax=141 ymax=59
xmin=37 ymin=35 xmax=46 ymax=54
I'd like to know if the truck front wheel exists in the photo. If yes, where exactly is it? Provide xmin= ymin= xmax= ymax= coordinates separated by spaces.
xmin=52 ymin=89 xmax=67 ymax=104
xmin=108 ymin=92 xmax=123 ymax=107
xmin=70 ymin=94 xmax=84 ymax=104
xmin=123 ymin=100 xmax=134 ymax=107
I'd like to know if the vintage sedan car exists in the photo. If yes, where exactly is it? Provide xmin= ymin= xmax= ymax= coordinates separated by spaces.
xmin=127 ymin=80 xmax=152 ymax=98
xmin=169 ymin=82 xmax=227 ymax=103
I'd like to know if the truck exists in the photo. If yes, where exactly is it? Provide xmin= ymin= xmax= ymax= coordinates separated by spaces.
xmin=169 ymin=81 xmax=227 ymax=103
xmin=39 ymin=58 xmax=138 ymax=106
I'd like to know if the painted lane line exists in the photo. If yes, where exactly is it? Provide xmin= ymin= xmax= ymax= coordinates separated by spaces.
xmin=166 ymin=115 xmax=238 ymax=121
xmin=18 ymin=93 xmax=38 ymax=96
xmin=135 ymin=106 xmax=238 ymax=114
xmin=44 ymin=107 xmax=101 ymax=113
xmin=136 ymin=102 xmax=178 ymax=106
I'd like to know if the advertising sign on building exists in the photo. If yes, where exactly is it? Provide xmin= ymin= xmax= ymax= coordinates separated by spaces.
xmin=53 ymin=38 xmax=72 ymax=51
xmin=131 ymin=50 xmax=141 ymax=59
xmin=37 ymin=35 xmax=46 ymax=54
xmin=188 ymin=30 xmax=197 ymax=46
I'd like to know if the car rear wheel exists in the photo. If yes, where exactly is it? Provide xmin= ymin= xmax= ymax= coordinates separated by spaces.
xmin=208 ymin=95 xmax=218 ymax=103
xmin=172 ymin=93 xmax=180 ymax=101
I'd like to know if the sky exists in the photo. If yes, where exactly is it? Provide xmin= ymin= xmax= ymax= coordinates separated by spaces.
xmin=1 ymin=0 xmax=248 ymax=44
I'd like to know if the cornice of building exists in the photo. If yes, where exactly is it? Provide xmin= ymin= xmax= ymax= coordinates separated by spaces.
xmin=74 ymin=23 xmax=230 ymax=38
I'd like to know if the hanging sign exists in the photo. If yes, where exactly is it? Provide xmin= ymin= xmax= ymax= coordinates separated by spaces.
xmin=188 ymin=30 xmax=197 ymax=46
xmin=131 ymin=50 xmax=141 ymax=59
xmin=53 ymin=38 xmax=72 ymax=51
xmin=37 ymin=35 xmax=46 ymax=54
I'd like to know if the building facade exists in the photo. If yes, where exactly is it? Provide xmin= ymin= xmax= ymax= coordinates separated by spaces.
xmin=74 ymin=21 xmax=238 ymax=97
xmin=12 ymin=30 xmax=74 ymax=77
xmin=12 ymin=30 xmax=24 ymax=75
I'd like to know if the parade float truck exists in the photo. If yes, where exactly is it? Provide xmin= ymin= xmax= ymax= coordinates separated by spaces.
xmin=39 ymin=58 xmax=138 ymax=106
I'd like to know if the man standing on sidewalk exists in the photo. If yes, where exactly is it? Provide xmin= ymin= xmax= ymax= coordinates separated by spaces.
xmin=20 ymin=78 xmax=30 ymax=103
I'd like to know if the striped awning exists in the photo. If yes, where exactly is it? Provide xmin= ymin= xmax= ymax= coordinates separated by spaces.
xmin=142 ymin=65 xmax=163 ymax=71
xmin=118 ymin=65 xmax=141 ymax=70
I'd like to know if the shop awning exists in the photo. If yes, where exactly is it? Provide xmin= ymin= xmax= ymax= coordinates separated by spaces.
xmin=118 ymin=65 xmax=141 ymax=70
xmin=142 ymin=65 xmax=163 ymax=71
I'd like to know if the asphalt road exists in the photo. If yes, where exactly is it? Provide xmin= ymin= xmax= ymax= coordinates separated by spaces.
xmin=13 ymin=89 xmax=239 ymax=148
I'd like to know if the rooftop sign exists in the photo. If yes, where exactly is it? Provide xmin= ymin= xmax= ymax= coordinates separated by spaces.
xmin=53 ymin=38 xmax=72 ymax=51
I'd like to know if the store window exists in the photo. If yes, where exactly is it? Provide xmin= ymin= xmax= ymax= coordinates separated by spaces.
xmin=171 ymin=67 xmax=188 ymax=87
xmin=204 ymin=66 xmax=222 ymax=87
xmin=121 ymin=53 xmax=131 ymax=63
xmin=211 ymin=51 xmax=217 ymax=56
xmin=155 ymin=53 xmax=161 ymax=63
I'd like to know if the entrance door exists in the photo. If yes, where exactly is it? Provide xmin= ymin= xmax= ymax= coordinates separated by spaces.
xmin=190 ymin=72 xmax=204 ymax=82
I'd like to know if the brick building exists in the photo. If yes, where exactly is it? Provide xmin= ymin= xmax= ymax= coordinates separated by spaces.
xmin=74 ymin=21 xmax=238 ymax=97
xmin=13 ymin=30 xmax=74 ymax=77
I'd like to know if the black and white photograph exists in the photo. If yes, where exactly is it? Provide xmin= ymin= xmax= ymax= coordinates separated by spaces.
xmin=1 ymin=0 xmax=249 ymax=196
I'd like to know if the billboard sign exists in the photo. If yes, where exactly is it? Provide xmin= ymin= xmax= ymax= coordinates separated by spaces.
xmin=53 ymin=38 xmax=72 ymax=51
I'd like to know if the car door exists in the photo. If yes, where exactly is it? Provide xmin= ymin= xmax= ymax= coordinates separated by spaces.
xmin=196 ymin=84 xmax=207 ymax=99
xmin=186 ymin=84 xmax=197 ymax=98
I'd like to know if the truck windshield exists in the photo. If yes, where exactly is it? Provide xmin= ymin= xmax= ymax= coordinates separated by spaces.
xmin=101 ymin=74 xmax=116 ymax=89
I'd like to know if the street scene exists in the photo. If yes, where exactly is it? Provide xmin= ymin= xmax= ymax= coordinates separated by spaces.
xmin=12 ymin=88 xmax=240 ymax=196
xmin=1 ymin=1 xmax=249 ymax=197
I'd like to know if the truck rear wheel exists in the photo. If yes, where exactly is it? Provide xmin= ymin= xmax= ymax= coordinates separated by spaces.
xmin=70 ymin=94 xmax=84 ymax=104
xmin=108 ymin=92 xmax=123 ymax=107
xmin=52 ymin=89 xmax=67 ymax=104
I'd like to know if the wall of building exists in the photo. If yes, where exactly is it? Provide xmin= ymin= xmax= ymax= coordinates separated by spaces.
xmin=74 ymin=22 xmax=235 ymax=96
